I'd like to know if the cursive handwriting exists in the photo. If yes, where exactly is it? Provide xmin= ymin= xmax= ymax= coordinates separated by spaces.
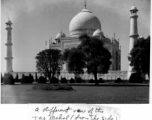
xmin=30 ymin=105 xmax=119 ymax=120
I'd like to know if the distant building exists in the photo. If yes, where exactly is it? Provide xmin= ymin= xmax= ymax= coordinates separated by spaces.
xmin=46 ymin=3 xmax=121 ymax=72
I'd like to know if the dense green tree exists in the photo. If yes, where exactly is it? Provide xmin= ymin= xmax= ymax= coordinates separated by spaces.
xmin=128 ymin=36 xmax=150 ymax=78
xmin=63 ymin=35 xmax=112 ymax=85
xmin=35 ymin=49 xmax=61 ymax=82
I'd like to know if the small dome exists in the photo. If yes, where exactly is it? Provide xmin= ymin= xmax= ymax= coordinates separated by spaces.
xmin=130 ymin=5 xmax=138 ymax=11
xmin=69 ymin=8 xmax=101 ymax=37
xmin=55 ymin=32 xmax=66 ymax=39
xmin=6 ymin=20 xmax=12 ymax=25
xmin=93 ymin=29 xmax=104 ymax=37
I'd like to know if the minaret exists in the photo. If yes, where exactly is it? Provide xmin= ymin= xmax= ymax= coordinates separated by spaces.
xmin=5 ymin=19 xmax=13 ymax=73
xmin=128 ymin=5 xmax=139 ymax=79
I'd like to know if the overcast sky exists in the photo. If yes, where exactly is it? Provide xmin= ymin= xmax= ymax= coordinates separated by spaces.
xmin=1 ymin=0 xmax=150 ymax=73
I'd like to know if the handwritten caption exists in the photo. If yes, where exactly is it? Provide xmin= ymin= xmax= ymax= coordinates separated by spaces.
xmin=29 ymin=105 xmax=120 ymax=120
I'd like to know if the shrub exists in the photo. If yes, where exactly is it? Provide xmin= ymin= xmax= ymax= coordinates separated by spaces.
xmin=98 ymin=78 xmax=104 ymax=83
xmin=57 ymin=84 xmax=73 ymax=90
xmin=115 ymin=78 xmax=123 ymax=83
xmin=21 ymin=75 xmax=33 ymax=84
xmin=129 ymin=73 xmax=143 ymax=83
xmin=29 ymin=74 xmax=34 ymax=82
xmin=75 ymin=77 xmax=82 ymax=83
xmin=21 ymin=74 xmax=25 ymax=81
xmin=15 ymin=73 xmax=19 ymax=82
xmin=18 ymin=79 xmax=22 ymax=82
xmin=38 ymin=76 xmax=47 ymax=83
xmin=1 ymin=73 xmax=3 ymax=83
xmin=32 ymin=84 xmax=73 ymax=91
xmin=61 ymin=78 xmax=68 ymax=83
xmin=51 ymin=77 xmax=59 ymax=83
xmin=70 ymin=78 xmax=75 ymax=83
xmin=89 ymin=79 xmax=95 ymax=83
xmin=35 ymin=73 xmax=38 ymax=82
xmin=3 ymin=73 xmax=15 ymax=85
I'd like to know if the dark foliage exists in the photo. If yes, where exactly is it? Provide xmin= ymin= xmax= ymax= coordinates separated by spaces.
xmin=89 ymin=79 xmax=95 ymax=83
xmin=35 ymin=73 xmax=38 ymax=82
xmin=129 ymin=73 xmax=144 ymax=83
xmin=32 ymin=84 xmax=73 ymax=91
xmin=36 ymin=49 xmax=61 ymax=83
xmin=80 ymin=35 xmax=111 ymax=85
xmin=115 ymin=78 xmax=123 ymax=83
xmin=78 ymin=35 xmax=112 ymax=74
xmin=63 ymin=35 xmax=111 ymax=86
xmin=21 ymin=75 xmax=33 ymax=84
xmin=98 ymin=78 xmax=104 ymax=83
xmin=38 ymin=76 xmax=47 ymax=83
xmin=62 ymin=48 xmax=85 ymax=74
xmin=61 ymin=78 xmax=68 ymax=83
xmin=3 ymin=73 xmax=15 ymax=85
xmin=15 ymin=73 xmax=19 ymax=82
xmin=18 ymin=79 xmax=22 ymax=82
xmin=29 ymin=74 xmax=34 ymax=82
xmin=75 ymin=77 xmax=82 ymax=83
xmin=1 ymin=73 xmax=3 ymax=83
xmin=129 ymin=36 xmax=150 ymax=78
xmin=22 ymin=74 xmax=25 ymax=79
xmin=70 ymin=78 xmax=75 ymax=83
xmin=51 ymin=77 xmax=59 ymax=84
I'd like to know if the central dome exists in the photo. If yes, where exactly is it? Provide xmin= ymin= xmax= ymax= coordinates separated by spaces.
xmin=69 ymin=8 xmax=101 ymax=37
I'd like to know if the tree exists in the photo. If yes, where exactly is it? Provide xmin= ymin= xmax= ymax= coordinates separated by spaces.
xmin=63 ymin=35 xmax=112 ymax=85
xmin=35 ymin=72 xmax=38 ymax=82
xmin=15 ymin=73 xmax=19 ymax=82
xmin=79 ymin=35 xmax=112 ymax=85
xmin=62 ymin=48 xmax=86 ymax=77
xmin=128 ymin=36 xmax=150 ymax=78
xmin=1 ymin=73 xmax=3 ymax=83
xmin=35 ymin=49 xmax=61 ymax=82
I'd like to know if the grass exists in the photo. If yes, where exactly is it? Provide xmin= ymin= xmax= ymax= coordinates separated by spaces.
xmin=1 ymin=84 xmax=149 ymax=103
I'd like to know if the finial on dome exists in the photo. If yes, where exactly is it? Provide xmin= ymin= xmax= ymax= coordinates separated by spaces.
xmin=84 ymin=0 xmax=87 ymax=9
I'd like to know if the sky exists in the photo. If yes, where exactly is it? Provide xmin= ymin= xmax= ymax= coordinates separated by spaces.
xmin=1 ymin=0 xmax=150 ymax=73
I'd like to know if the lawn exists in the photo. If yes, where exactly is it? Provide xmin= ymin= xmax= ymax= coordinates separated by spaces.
xmin=1 ymin=84 xmax=149 ymax=103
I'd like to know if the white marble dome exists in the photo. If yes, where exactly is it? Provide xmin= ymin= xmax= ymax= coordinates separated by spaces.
xmin=69 ymin=8 xmax=101 ymax=37
xmin=55 ymin=32 xmax=66 ymax=39
xmin=93 ymin=29 xmax=104 ymax=37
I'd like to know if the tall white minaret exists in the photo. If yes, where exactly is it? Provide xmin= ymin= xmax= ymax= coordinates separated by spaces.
xmin=128 ymin=5 xmax=139 ymax=79
xmin=5 ymin=19 xmax=13 ymax=73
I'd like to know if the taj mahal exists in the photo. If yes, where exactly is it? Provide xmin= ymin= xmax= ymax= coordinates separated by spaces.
xmin=4 ymin=2 xmax=140 ymax=80
xmin=46 ymin=3 xmax=121 ymax=72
